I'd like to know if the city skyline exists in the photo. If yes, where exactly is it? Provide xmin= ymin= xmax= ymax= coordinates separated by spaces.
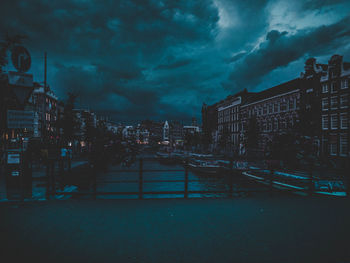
xmin=1 ymin=0 xmax=350 ymax=123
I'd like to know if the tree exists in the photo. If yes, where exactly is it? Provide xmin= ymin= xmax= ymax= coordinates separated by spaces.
xmin=201 ymin=131 xmax=212 ymax=152
xmin=0 ymin=33 xmax=27 ymax=142
xmin=244 ymin=115 xmax=259 ymax=155
xmin=0 ymin=33 xmax=27 ymax=73
xmin=61 ymin=92 xmax=79 ymax=143
xmin=219 ymin=124 xmax=230 ymax=153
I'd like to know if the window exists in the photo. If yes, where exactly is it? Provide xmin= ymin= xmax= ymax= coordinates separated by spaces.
xmin=322 ymin=98 xmax=329 ymax=111
xmin=280 ymin=101 xmax=286 ymax=111
xmin=331 ymin=82 xmax=337 ymax=93
xmin=281 ymin=119 xmax=287 ymax=130
xmin=262 ymin=122 xmax=267 ymax=131
xmin=340 ymin=94 xmax=348 ymax=108
xmin=330 ymin=97 xmax=338 ymax=109
xmin=322 ymin=115 xmax=328 ymax=130
xmin=330 ymin=141 xmax=337 ymax=156
xmin=331 ymin=114 xmax=338 ymax=129
xmin=268 ymin=103 xmax=272 ymax=114
xmin=322 ymin=83 xmax=328 ymax=93
xmin=341 ymin=79 xmax=348 ymax=89
xmin=340 ymin=134 xmax=348 ymax=156
xmin=340 ymin=113 xmax=348 ymax=129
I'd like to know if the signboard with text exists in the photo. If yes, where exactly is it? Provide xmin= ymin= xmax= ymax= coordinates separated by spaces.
xmin=7 ymin=153 xmax=21 ymax=164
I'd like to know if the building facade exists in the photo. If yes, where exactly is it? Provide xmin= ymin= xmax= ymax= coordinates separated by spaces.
xmin=205 ymin=55 xmax=349 ymax=162
xmin=319 ymin=55 xmax=350 ymax=160
xmin=217 ymin=89 xmax=252 ymax=153
xmin=31 ymin=84 xmax=59 ymax=140
xmin=240 ymin=79 xmax=301 ymax=152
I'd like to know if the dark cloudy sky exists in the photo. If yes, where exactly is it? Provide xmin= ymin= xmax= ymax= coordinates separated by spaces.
xmin=1 ymin=0 xmax=350 ymax=123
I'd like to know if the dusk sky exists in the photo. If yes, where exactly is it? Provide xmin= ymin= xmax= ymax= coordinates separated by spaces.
xmin=1 ymin=0 xmax=350 ymax=123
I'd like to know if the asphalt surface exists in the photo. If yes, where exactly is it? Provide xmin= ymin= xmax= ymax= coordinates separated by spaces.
xmin=1 ymin=197 xmax=350 ymax=263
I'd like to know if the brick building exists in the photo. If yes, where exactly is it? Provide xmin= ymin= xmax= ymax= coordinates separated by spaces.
xmin=319 ymin=55 xmax=349 ymax=160
xmin=240 ymin=79 xmax=301 ymax=152
xmin=217 ymin=89 xmax=253 ymax=153
xmin=204 ymin=55 xmax=349 ymax=163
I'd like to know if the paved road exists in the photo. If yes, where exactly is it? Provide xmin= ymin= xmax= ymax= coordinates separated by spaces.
xmin=1 ymin=197 xmax=350 ymax=263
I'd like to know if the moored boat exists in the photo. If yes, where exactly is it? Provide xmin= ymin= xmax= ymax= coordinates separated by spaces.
xmin=187 ymin=158 xmax=222 ymax=175
xmin=242 ymin=169 xmax=346 ymax=197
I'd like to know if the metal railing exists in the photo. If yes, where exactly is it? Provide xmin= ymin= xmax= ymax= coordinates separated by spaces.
xmin=2 ymin=156 xmax=348 ymax=201
xmin=45 ymin=157 xmax=349 ymax=199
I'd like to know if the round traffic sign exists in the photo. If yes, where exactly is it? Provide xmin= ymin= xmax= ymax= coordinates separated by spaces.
xmin=11 ymin=45 xmax=31 ymax=72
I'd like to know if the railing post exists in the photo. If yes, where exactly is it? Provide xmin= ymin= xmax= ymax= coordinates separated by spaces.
xmin=346 ymin=160 xmax=350 ymax=198
xmin=59 ymin=158 xmax=64 ymax=191
xmin=51 ymin=160 xmax=56 ymax=198
xmin=184 ymin=159 xmax=189 ymax=199
xmin=139 ymin=158 xmax=143 ymax=199
xmin=309 ymin=164 xmax=314 ymax=196
xmin=46 ymin=161 xmax=50 ymax=199
xmin=68 ymin=156 xmax=71 ymax=172
xmin=20 ymin=151 xmax=24 ymax=202
xmin=229 ymin=160 xmax=233 ymax=198
xmin=269 ymin=169 xmax=274 ymax=195
xmin=93 ymin=165 xmax=97 ymax=200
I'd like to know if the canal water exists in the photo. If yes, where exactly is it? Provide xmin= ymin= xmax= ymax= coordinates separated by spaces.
xmin=86 ymin=155 xmax=270 ymax=199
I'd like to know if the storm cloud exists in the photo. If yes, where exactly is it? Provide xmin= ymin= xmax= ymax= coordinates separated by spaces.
xmin=1 ymin=0 xmax=349 ymax=122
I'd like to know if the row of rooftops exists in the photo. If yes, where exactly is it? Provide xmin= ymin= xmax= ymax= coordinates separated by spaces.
xmin=204 ymin=55 xmax=349 ymax=112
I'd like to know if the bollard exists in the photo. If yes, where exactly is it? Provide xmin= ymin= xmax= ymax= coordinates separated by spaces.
xmin=138 ymin=158 xmax=143 ymax=199
xmin=184 ymin=159 xmax=189 ymax=199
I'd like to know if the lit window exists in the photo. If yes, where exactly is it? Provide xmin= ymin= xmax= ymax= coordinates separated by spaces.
xmin=331 ymin=114 xmax=338 ymax=129
xmin=340 ymin=134 xmax=348 ymax=156
xmin=322 ymin=83 xmax=328 ymax=93
xmin=341 ymin=79 xmax=348 ymax=89
xmin=322 ymin=98 xmax=329 ymax=111
xmin=330 ymin=97 xmax=338 ymax=109
xmin=330 ymin=141 xmax=337 ymax=156
xmin=269 ymin=122 xmax=272 ymax=131
xmin=340 ymin=113 xmax=348 ymax=129
xmin=322 ymin=115 xmax=328 ymax=130
xmin=340 ymin=95 xmax=348 ymax=108
xmin=331 ymin=82 xmax=337 ymax=93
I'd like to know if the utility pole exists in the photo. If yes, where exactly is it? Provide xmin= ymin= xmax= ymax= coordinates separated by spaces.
xmin=42 ymin=52 xmax=47 ymax=140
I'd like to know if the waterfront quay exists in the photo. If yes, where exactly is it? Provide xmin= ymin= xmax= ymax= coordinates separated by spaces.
xmin=1 ymin=197 xmax=350 ymax=263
